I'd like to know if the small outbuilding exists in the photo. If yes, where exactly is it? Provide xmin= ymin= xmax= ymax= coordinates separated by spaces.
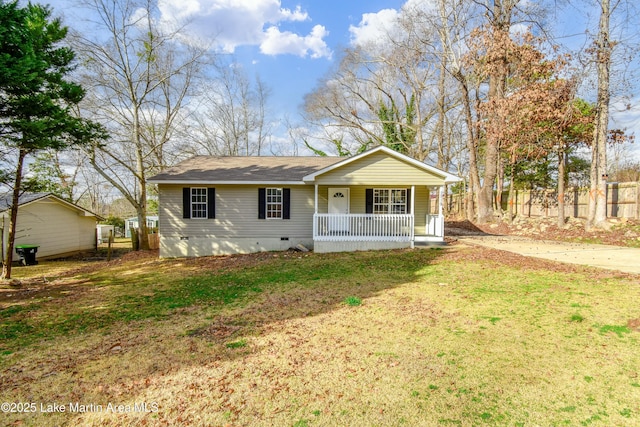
xmin=124 ymin=215 xmax=159 ymax=238
xmin=0 ymin=192 xmax=102 ymax=260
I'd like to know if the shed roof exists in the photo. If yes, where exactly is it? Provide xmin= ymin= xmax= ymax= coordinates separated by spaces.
xmin=0 ymin=192 xmax=102 ymax=219
xmin=0 ymin=192 xmax=50 ymax=212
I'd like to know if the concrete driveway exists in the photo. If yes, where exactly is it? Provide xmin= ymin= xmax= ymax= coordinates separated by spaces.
xmin=455 ymin=235 xmax=640 ymax=275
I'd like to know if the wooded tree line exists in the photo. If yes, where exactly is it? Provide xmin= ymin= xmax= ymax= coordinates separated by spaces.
xmin=302 ymin=0 xmax=637 ymax=228
xmin=1 ymin=0 xmax=639 ymax=278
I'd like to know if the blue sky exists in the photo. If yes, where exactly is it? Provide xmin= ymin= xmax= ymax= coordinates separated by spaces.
xmin=46 ymin=0 xmax=405 ymax=115
xmin=166 ymin=0 xmax=407 ymax=114
xmin=44 ymin=0 xmax=639 ymax=159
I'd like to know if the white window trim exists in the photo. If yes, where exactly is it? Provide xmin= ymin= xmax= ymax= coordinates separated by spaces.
xmin=191 ymin=187 xmax=208 ymax=219
xmin=266 ymin=187 xmax=283 ymax=219
xmin=373 ymin=188 xmax=407 ymax=215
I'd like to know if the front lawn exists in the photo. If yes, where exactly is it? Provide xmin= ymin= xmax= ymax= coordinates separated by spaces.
xmin=1 ymin=246 xmax=639 ymax=426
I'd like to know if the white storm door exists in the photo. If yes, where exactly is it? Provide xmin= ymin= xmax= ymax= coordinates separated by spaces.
xmin=328 ymin=188 xmax=350 ymax=233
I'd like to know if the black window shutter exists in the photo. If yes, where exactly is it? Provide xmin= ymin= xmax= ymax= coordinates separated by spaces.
xmin=207 ymin=188 xmax=216 ymax=219
xmin=258 ymin=188 xmax=266 ymax=219
xmin=182 ymin=188 xmax=191 ymax=219
xmin=365 ymin=188 xmax=373 ymax=214
xmin=283 ymin=188 xmax=291 ymax=219
xmin=406 ymin=188 xmax=411 ymax=214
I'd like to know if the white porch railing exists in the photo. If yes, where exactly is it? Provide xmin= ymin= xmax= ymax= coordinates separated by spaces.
xmin=313 ymin=214 xmax=414 ymax=242
xmin=426 ymin=214 xmax=444 ymax=237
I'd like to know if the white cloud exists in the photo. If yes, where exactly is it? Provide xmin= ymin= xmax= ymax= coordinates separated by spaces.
xmin=348 ymin=1 xmax=440 ymax=50
xmin=349 ymin=9 xmax=400 ymax=48
xmin=279 ymin=5 xmax=309 ymax=22
xmin=261 ymin=25 xmax=331 ymax=59
xmin=156 ymin=0 xmax=330 ymax=58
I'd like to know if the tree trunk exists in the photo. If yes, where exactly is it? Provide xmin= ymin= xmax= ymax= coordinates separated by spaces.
xmin=557 ymin=149 xmax=566 ymax=227
xmin=476 ymin=6 xmax=511 ymax=224
xmin=134 ymin=110 xmax=150 ymax=251
xmin=507 ymin=159 xmax=516 ymax=223
xmin=2 ymin=149 xmax=28 ymax=280
xmin=88 ymin=146 xmax=149 ymax=250
xmin=587 ymin=0 xmax=611 ymax=230
xmin=465 ymin=178 xmax=475 ymax=222
xmin=477 ymin=140 xmax=499 ymax=224
xmin=496 ymin=156 xmax=505 ymax=216
xmin=436 ymin=56 xmax=447 ymax=169
xmin=456 ymin=72 xmax=480 ymax=223
xmin=136 ymin=208 xmax=149 ymax=252
xmin=135 ymin=168 xmax=150 ymax=251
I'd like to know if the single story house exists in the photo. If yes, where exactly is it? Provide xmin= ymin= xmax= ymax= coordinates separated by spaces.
xmin=0 ymin=192 xmax=102 ymax=260
xmin=148 ymin=146 xmax=461 ymax=258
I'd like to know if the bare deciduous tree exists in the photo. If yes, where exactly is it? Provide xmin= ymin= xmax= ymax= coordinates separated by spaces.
xmin=587 ymin=0 xmax=614 ymax=229
xmin=73 ymin=0 xmax=209 ymax=249
xmin=302 ymin=3 xmax=465 ymax=162
xmin=184 ymin=62 xmax=272 ymax=156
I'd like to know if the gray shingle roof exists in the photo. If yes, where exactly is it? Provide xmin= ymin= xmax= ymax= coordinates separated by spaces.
xmin=148 ymin=156 xmax=343 ymax=183
xmin=0 ymin=192 xmax=50 ymax=212
xmin=0 ymin=192 xmax=102 ymax=219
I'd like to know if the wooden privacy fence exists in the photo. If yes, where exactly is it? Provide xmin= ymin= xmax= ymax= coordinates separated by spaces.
xmin=448 ymin=181 xmax=640 ymax=220
xmin=148 ymin=233 xmax=159 ymax=250
xmin=130 ymin=228 xmax=160 ymax=250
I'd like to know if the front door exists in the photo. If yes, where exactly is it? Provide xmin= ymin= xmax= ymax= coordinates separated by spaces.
xmin=328 ymin=188 xmax=350 ymax=233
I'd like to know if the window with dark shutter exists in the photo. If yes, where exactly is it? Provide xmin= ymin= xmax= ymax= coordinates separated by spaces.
xmin=366 ymin=188 xmax=373 ymax=214
xmin=258 ymin=188 xmax=266 ymax=219
xmin=183 ymin=188 xmax=191 ymax=219
xmin=283 ymin=188 xmax=291 ymax=219
xmin=207 ymin=188 xmax=216 ymax=219
xmin=183 ymin=187 xmax=215 ymax=219
xmin=369 ymin=188 xmax=409 ymax=214
xmin=259 ymin=187 xmax=290 ymax=219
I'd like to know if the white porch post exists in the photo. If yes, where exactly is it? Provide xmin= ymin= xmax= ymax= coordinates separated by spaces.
xmin=410 ymin=185 xmax=415 ymax=248
xmin=439 ymin=186 xmax=444 ymax=238
xmin=313 ymin=184 xmax=318 ymax=239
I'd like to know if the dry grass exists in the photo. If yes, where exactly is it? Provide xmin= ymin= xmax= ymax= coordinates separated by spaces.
xmin=1 ymin=246 xmax=639 ymax=426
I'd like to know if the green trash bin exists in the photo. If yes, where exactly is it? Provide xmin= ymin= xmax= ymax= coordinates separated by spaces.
xmin=15 ymin=244 xmax=39 ymax=266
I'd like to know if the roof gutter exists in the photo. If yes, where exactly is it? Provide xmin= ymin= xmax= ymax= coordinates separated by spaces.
xmin=147 ymin=180 xmax=307 ymax=185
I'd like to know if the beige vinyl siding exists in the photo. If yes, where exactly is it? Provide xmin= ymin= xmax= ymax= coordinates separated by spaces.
xmin=316 ymin=185 xmax=432 ymax=235
xmin=413 ymin=186 xmax=430 ymax=231
xmin=2 ymin=199 xmax=97 ymax=259
xmin=158 ymin=184 xmax=315 ymax=239
xmin=314 ymin=152 xmax=445 ymax=186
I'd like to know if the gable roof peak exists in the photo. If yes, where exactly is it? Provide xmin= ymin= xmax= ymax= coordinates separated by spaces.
xmin=302 ymin=145 xmax=462 ymax=184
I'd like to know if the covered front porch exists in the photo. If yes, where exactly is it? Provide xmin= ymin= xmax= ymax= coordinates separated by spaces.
xmin=311 ymin=185 xmax=445 ymax=253
xmin=300 ymin=145 xmax=460 ymax=254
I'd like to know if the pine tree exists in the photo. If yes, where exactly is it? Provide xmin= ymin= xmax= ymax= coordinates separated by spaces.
xmin=0 ymin=1 xmax=105 ymax=279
